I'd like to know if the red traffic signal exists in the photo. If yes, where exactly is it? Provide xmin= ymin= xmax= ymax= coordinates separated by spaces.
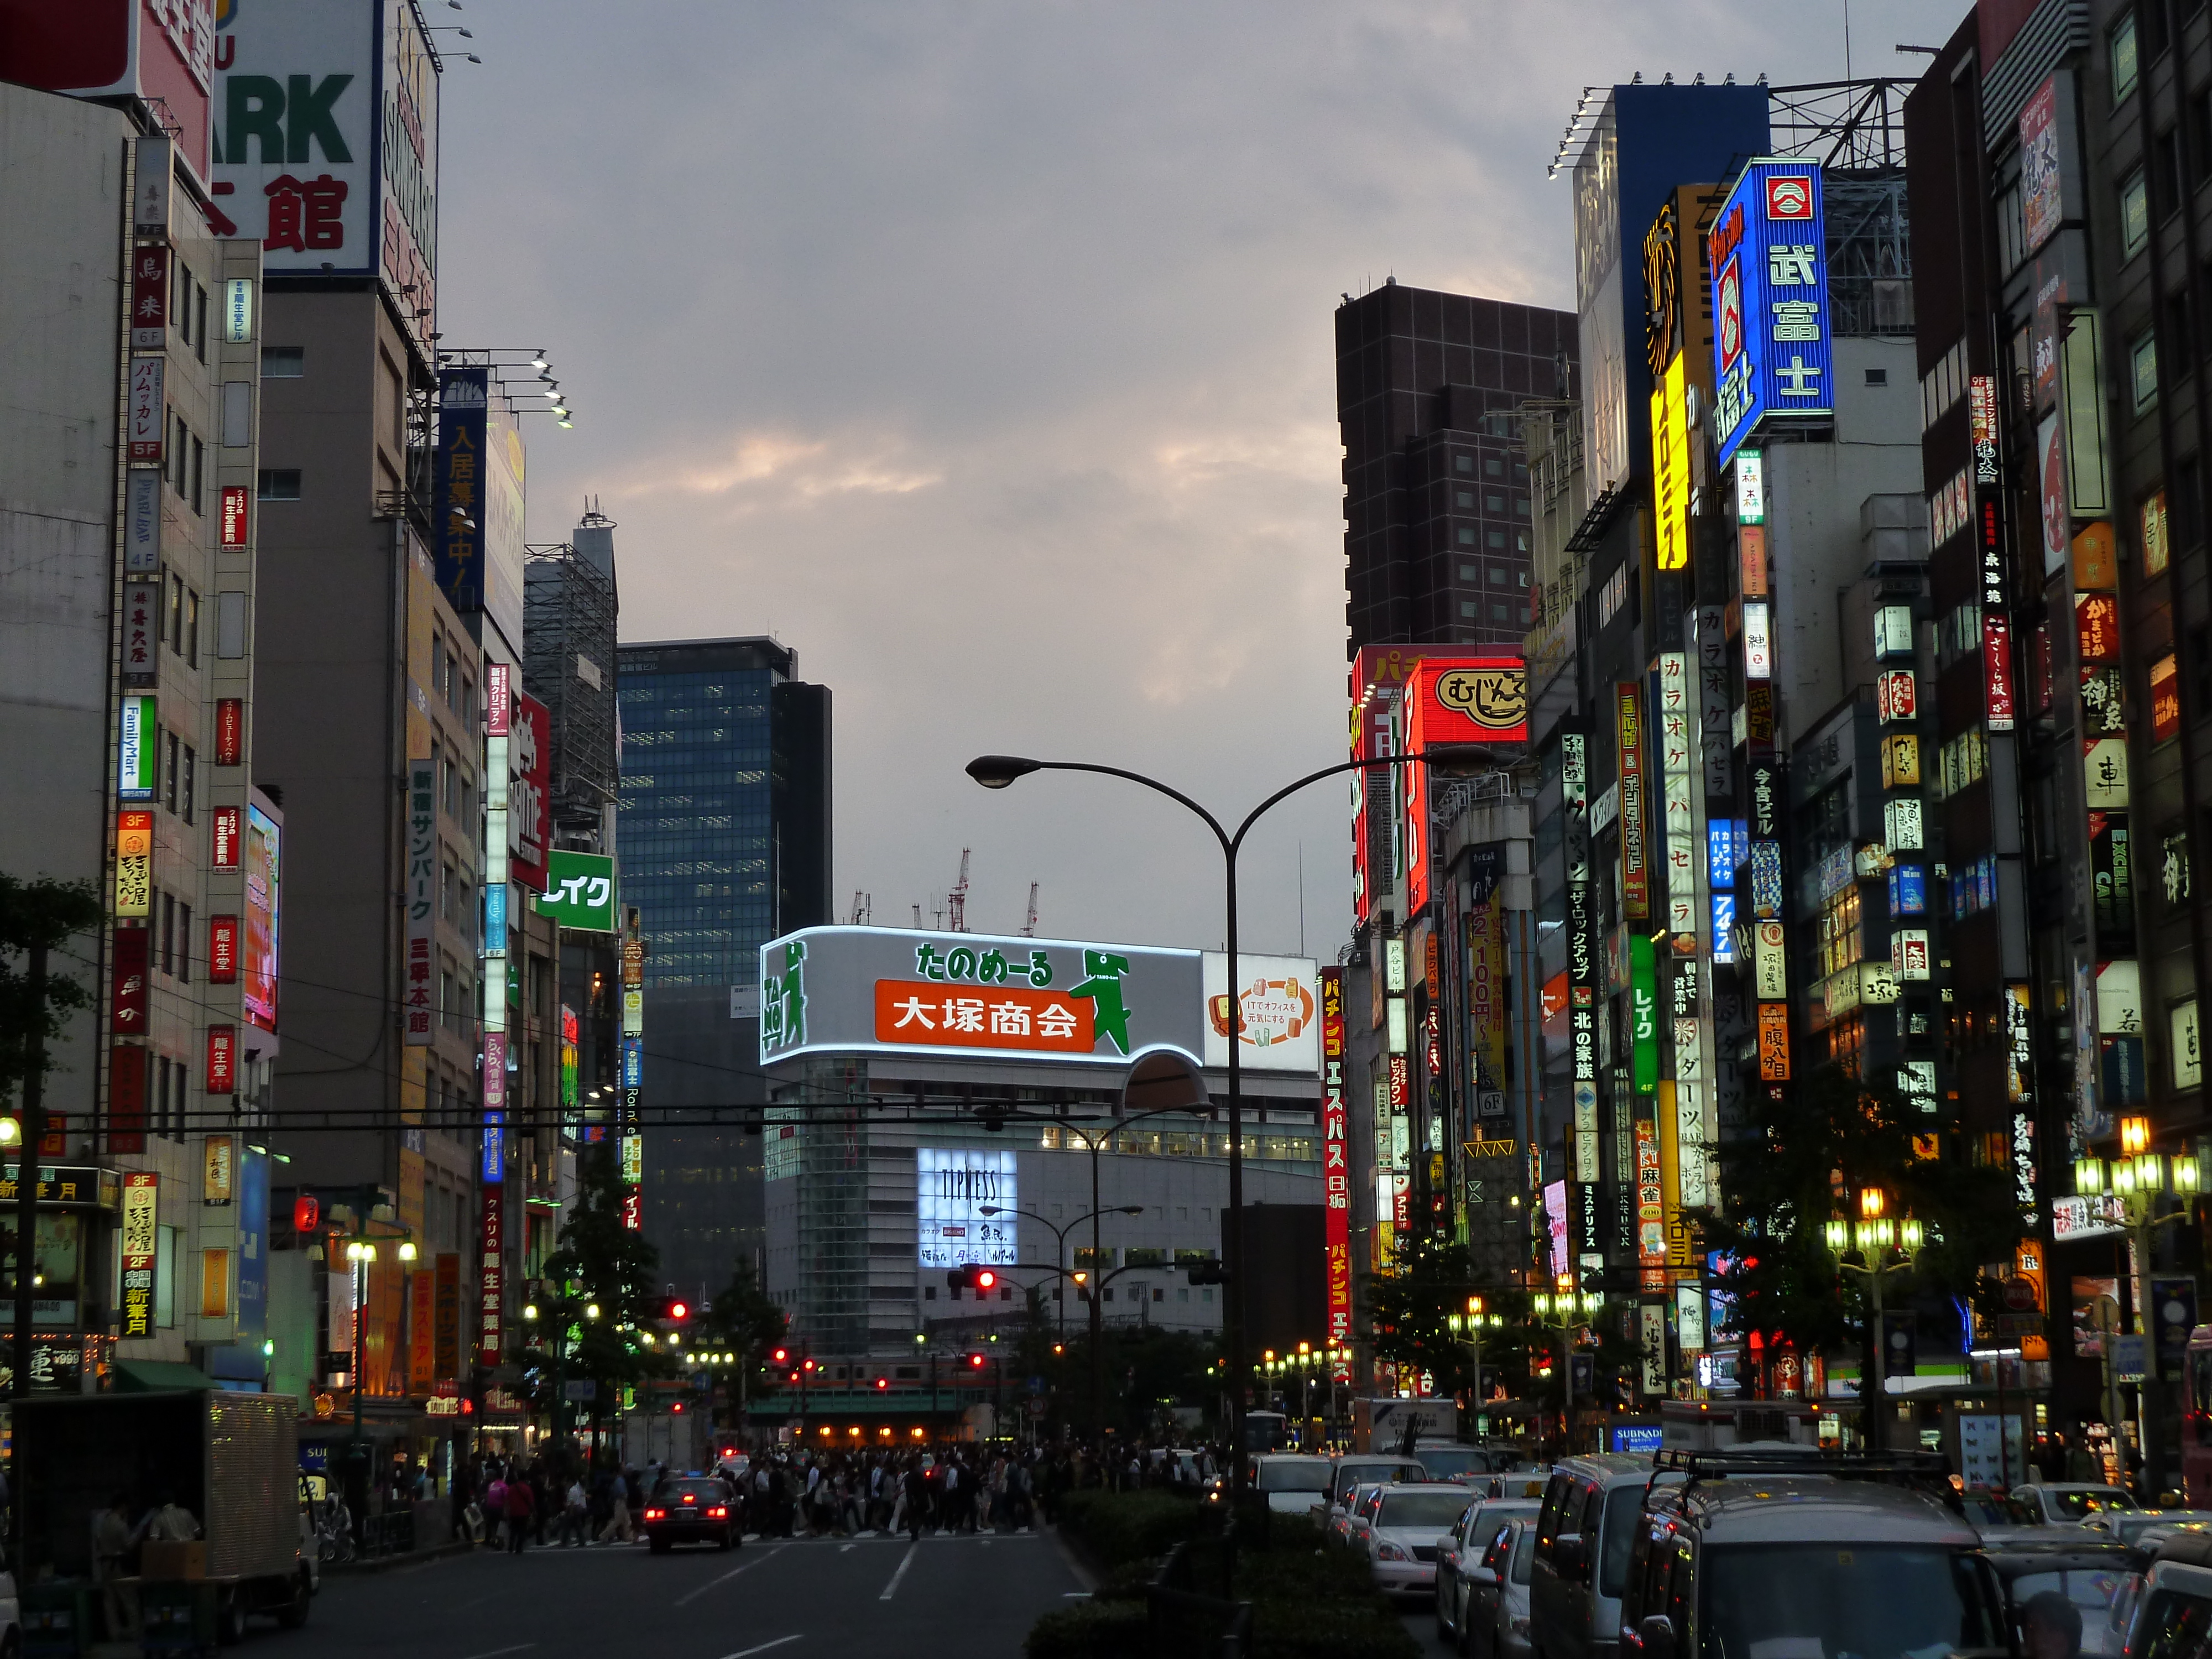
xmin=946 ymin=1264 xmax=999 ymax=1294
xmin=771 ymin=1347 xmax=789 ymax=1365
xmin=874 ymin=1376 xmax=889 ymax=1391
xmin=967 ymin=1352 xmax=986 ymax=1370
xmin=801 ymin=1357 xmax=817 ymax=1373
xmin=659 ymin=1297 xmax=691 ymax=1323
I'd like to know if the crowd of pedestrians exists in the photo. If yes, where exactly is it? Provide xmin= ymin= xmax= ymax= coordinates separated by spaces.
xmin=444 ymin=1438 xmax=1225 ymax=1550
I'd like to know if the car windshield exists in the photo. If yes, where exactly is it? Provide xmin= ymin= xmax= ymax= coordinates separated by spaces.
xmin=2050 ymin=1488 xmax=2138 ymax=1519
xmin=1511 ymin=1525 xmax=1535 ymax=1585
xmin=1256 ymin=1459 xmax=1332 ymax=1493
xmin=1379 ymin=1491 xmax=1474 ymax=1530
xmin=660 ymin=1480 xmax=726 ymax=1503
xmin=1702 ymin=1545 xmax=1994 ymax=1659
xmin=2008 ymin=1568 xmax=2132 ymax=1657
xmin=1598 ymin=1486 xmax=1647 ymax=1598
xmin=1337 ymin=1462 xmax=1420 ymax=1499
xmin=1416 ymin=1447 xmax=1486 ymax=1478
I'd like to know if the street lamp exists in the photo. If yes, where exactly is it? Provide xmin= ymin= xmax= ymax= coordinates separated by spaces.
xmin=1822 ymin=1186 xmax=1926 ymax=1452
xmin=1448 ymin=1295 xmax=1506 ymax=1413
xmin=978 ymin=1202 xmax=1142 ymax=1343
xmin=2074 ymin=1115 xmax=2200 ymax=1491
xmin=967 ymin=745 xmax=1436 ymax=1510
xmin=1529 ymin=1277 xmax=1603 ymax=1451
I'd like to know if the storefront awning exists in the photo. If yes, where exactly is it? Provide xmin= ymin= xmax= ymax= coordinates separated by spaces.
xmin=113 ymin=1359 xmax=222 ymax=1392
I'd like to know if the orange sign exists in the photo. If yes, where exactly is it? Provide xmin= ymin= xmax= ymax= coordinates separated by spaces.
xmin=873 ymin=980 xmax=1095 ymax=1054
xmin=1757 ymin=1002 xmax=1791 ymax=1080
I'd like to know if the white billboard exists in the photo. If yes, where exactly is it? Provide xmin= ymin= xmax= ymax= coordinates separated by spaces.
xmin=212 ymin=0 xmax=439 ymax=343
xmin=1201 ymin=953 xmax=1320 ymax=1073
xmin=916 ymin=1148 xmax=1018 ymax=1271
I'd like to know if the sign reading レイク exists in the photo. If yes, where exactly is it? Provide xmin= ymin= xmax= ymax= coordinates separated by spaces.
xmin=536 ymin=849 xmax=617 ymax=931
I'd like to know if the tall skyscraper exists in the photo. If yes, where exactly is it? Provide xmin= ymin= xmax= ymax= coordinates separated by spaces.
xmin=615 ymin=637 xmax=832 ymax=1298
xmin=1335 ymin=283 xmax=1580 ymax=651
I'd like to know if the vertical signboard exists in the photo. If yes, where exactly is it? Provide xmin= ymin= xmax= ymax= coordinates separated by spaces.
xmin=128 ymin=357 xmax=164 ymax=461
xmin=478 ymin=1187 xmax=503 ymax=1364
xmin=118 ymin=696 xmax=158 ymax=800
xmin=206 ymin=1024 xmax=236 ymax=1094
xmin=123 ymin=581 xmax=159 ymax=687
xmin=1467 ymin=895 xmax=1506 ymax=1119
xmin=1320 ymin=967 xmax=1351 ymax=1375
xmin=1617 ymin=684 xmax=1648 ymax=920
xmin=409 ymin=1269 xmax=436 ymax=1395
xmin=510 ymin=690 xmax=551 ymax=893
xmin=433 ymin=1251 xmax=461 ymax=1381
xmin=432 ymin=367 xmax=488 ymax=613
xmin=1710 ymin=161 xmax=1833 ymax=469
xmin=1635 ymin=1118 xmax=1666 ymax=1290
xmin=1630 ymin=933 xmax=1658 ymax=1093
xmin=404 ymin=758 xmax=435 ymax=1044
xmin=113 ymin=926 xmax=150 ymax=1037
xmin=243 ymin=802 xmax=281 ymax=1032
xmin=121 ymin=1173 xmax=159 ymax=1338
xmin=116 ymin=809 xmax=153 ymax=917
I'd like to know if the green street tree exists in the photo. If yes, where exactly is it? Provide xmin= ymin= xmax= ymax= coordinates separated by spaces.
xmin=696 ymin=1254 xmax=786 ymax=1423
xmin=0 ymin=874 xmax=103 ymax=1104
xmin=1366 ymin=1230 xmax=1542 ymax=1397
xmin=1705 ymin=1061 xmax=2021 ymax=1365
xmin=524 ymin=1143 xmax=672 ymax=1465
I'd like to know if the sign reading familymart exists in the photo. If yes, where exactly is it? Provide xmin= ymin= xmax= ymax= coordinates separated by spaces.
xmin=758 ymin=926 xmax=1316 ymax=1074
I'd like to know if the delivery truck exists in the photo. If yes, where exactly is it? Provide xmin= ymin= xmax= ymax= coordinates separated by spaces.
xmin=1351 ymin=1396 xmax=1458 ymax=1453
xmin=16 ymin=1390 xmax=314 ymax=1642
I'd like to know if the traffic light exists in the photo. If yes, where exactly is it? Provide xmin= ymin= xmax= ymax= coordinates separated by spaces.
xmin=771 ymin=1345 xmax=790 ymax=1366
xmin=658 ymin=1297 xmax=691 ymax=1324
xmin=966 ymin=1352 xmax=986 ymax=1370
xmin=801 ymin=1356 xmax=817 ymax=1374
xmin=946 ymin=1264 xmax=998 ymax=1295
xmin=874 ymin=1376 xmax=889 ymax=1391
xmin=1186 ymin=1259 xmax=1232 ymax=1286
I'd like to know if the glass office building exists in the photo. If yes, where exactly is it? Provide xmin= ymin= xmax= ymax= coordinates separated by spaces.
xmin=615 ymin=637 xmax=832 ymax=1298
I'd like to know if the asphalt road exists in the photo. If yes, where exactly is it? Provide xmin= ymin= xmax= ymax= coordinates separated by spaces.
xmin=239 ymin=1530 xmax=1088 ymax=1659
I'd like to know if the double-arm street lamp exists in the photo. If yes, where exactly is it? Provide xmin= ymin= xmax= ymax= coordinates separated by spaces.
xmin=2074 ymin=1115 xmax=2201 ymax=1493
xmin=966 ymin=747 xmax=1433 ymax=1509
xmin=1821 ymin=1188 xmax=1925 ymax=1451
xmin=979 ymin=1202 xmax=1142 ymax=1343
xmin=1529 ymin=1277 xmax=1603 ymax=1447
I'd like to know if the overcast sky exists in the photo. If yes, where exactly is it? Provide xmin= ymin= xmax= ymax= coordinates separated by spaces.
xmin=438 ymin=0 xmax=1944 ymax=962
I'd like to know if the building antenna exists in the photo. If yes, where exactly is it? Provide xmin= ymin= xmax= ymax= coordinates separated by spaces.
xmin=912 ymin=902 xmax=923 ymax=929
xmin=1021 ymin=882 xmax=1040 ymax=937
xmin=1298 ymin=842 xmax=1307 ymax=958
xmin=947 ymin=849 xmax=972 ymax=932
xmin=1843 ymin=0 xmax=1852 ymax=81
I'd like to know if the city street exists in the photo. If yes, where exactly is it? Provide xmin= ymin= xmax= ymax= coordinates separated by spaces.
xmin=248 ymin=1532 xmax=1086 ymax=1659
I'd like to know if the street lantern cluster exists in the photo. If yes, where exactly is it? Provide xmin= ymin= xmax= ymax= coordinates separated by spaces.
xmin=1820 ymin=1187 xmax=1927 ymax=1257
xmin=1530 ymin=1279 xmax=1603 ymax=1323
xmin=2076 ymin=1114 xmax=2202 ymax=1199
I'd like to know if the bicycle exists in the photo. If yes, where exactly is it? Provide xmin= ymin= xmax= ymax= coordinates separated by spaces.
xmin=314 ymin=1497 xmax=355 ymax=1567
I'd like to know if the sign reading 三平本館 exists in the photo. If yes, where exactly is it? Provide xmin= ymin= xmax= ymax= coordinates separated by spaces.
xmin=916 ymin=1148 xmax=1018 ymax=1270
xmin=757 ymin=927 xmax=1313 ymax=1074
xmin=1709 ymin=161 xmax=1833 ymax=470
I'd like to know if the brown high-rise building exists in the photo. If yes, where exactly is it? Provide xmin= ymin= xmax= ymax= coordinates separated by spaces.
xmin=1334 ymin=281 xmax=1578 ymax=651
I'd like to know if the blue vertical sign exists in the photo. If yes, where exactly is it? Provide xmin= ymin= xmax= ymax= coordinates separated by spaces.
xmin=433 ymin=368 xmax=489 ymax=612
xmin=1710 ymin=161 xmax=1832 ymax=470
xmin=482 ymin=1116 xmax=504 ymax=1184
xmin=236 ymin=1145 xmax=269 ymax=1345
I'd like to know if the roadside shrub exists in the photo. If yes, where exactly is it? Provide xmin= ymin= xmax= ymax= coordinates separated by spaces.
xmin=1055 ymin=1489 xmax=1212 ymax=1570
xmin=1025 ymin=1599 xmax=1149 ymax=1659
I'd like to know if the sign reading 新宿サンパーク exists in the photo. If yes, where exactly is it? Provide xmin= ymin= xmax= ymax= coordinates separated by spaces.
xmin=757 ymin=927 xmax=1317 ymax=1073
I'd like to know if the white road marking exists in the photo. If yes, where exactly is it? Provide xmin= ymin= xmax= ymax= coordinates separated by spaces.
xmin=879 ymin=1542 xmax=920 ymax=1600
xmin=674 ymin=1548 xmax=779 ymax=1609
xmin=719 ymin=1638 xmax=803 ymax=1659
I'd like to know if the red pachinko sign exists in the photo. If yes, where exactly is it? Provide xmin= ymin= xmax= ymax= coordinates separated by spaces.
xmin=216 ymin=698 xmax=243 ymax=766
xmin=130 ymin=244 xmax=169 ymax=350
xmin=210 ymin=805 xmax=241 ymax=869
xmin=205 ymin=1024 xmax=236 ymax=1094
xmin=220 ymin=485 xmax=250 ymax=548
xmin=1319 ymin=967 xmax=1352 ymax=1378
xmin=1616 ymin=683 xmax=1648 ymax=920
xmin=480 ymin=1188 xmax=504 ymax=1362
xmin=208 ymin=915 xmax=238 ymax=984
xmin=112 ymin=926 xmax=149 ymax=1036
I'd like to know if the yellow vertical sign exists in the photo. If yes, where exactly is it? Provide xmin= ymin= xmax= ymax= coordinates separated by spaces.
xmin=1650 ymin=353 xmax=1689 ymax=571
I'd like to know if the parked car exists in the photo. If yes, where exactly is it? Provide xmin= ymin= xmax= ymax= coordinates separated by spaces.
xmin=1435 ymin=1497 xmax=1539 ymax=1647
xmin=1986 ymin=1541 xmax=2143 ymax=1657
xmin=1614 ymin=1451 xmax=2002 ymax=1659
xmin=1464 ymin=1517 xmax=1538 ymax=1659
xmin=1415 ymin=1443 xmax=1500 ymax=1484
xmin=1363 ymin=1483 xmax=1478 ymax=1601
xmin=1342 ymin=1482 xmax=1394 ymax=1550
xmin=2009 ymin=1484 xmax=2140 ymax=1525
xmin=1529 ymin=1453 xmax=1656 ymax=1659
xmin=1251 ymin=1453 xmax=1335 ymax=1516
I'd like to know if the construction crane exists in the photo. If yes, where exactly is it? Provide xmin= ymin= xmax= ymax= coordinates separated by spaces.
xmin=1020 ymin=882 xmax=1040 ymax=937
xmin=848 ymin=891 xmax=872 ymax=926
xmin=947 ymin=848 xmax=972 ymax=932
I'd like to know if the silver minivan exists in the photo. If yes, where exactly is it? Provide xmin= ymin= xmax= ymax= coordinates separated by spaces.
xmin=1529 ymin=1453 xmax=1654 ymax=1659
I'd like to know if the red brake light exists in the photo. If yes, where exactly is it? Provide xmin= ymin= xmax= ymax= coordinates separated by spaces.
xmin=681 ymin=1494 xmax=696 ymax=1504
xmin=644 ymin=1509 xmax=664 ymax=1520
xmin=707 ymin=1506 xmax=727 ymax=1518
